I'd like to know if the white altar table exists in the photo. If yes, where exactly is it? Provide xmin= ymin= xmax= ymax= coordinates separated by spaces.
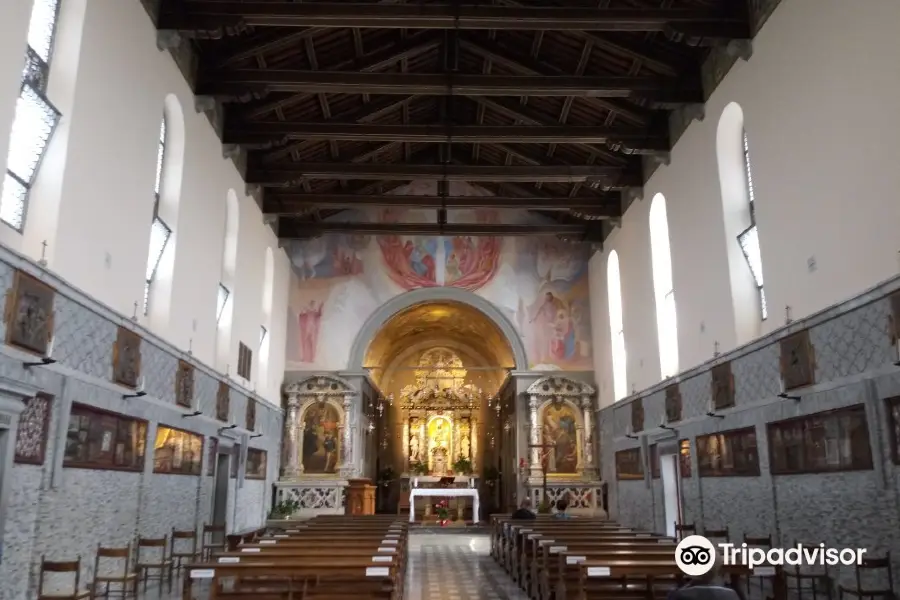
xmin=408 ymin=488 xmax=480 ymax=523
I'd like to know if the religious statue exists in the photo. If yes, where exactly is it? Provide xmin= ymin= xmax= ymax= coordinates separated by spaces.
xmin=461 ymin=433 xmax=470 ymax=459
xmin=409 ymin=434 xmax=421 ymax=462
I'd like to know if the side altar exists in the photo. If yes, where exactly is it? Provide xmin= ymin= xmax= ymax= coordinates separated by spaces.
xmin=522 ymin=376 xmax=606 ymax=517
xmin=275 ymin=375 xmax=361 ymax=518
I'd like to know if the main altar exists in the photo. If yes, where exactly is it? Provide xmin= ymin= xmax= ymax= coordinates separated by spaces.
xmin=396 ymin=349 xmax=482 ymax=523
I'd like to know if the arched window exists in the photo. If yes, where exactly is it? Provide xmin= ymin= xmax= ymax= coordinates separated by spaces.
xmin=716 ymin=102 xmax=767 ymax=336
xmin=143 ymin=116 xmax=170 ymax=314
xmin=649 ymin=193 xmax=679 ymax=379
xmin=738 ymin=131 xmax=767 ymax=320
xmin=216 ymin=190 xmax=240 ymax=369
xmin=259 ymin=247 xmax=275 ymax=388
xmin=0 ymin=0 xmax=63 ymax=230
xmin=607 ymin=251 xmax=628 ymax=401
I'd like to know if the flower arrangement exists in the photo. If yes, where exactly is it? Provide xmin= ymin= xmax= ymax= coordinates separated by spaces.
xmin=435 ymin=500 xmax=450 ymax=525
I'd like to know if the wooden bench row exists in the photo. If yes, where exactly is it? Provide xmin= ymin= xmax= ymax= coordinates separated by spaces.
xmin=490 ymin=514 xmax=788 ymax=600
xmin=181 ymin=515 xmax=409 ymax=600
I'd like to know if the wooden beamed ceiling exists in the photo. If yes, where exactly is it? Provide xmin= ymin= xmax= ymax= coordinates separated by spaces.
xmin=151 ymin=0 xmax=753 ymax=243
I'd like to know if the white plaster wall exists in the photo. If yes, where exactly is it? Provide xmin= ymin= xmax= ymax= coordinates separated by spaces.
xmin=590 ymin=0 xmax=900 ymax=407
xmin=0 ymin=0 xmax=288 ymax=404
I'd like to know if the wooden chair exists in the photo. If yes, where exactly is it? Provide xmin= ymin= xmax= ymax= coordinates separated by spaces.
xmin=169 ymin=528 xmax=198 ymax=575
xmin=37 ymin=555 xmax=90 ymax=600
xmin=785 ymin=540 xmax=832 ymax=600
xmin=201 ymin=523 xmax=226 ymax=561
xmin=839 ymin=552 xmax=895 ymax=600
xmin=674 ymin=522 xmax=696 ymax=540
xmin=134 ymin=537 xmax=172 ymax=595
xmin=89 ymin=544 xmax=137 ymax=600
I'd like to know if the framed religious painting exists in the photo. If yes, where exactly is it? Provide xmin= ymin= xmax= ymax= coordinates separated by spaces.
xmin=245 ymin=399 xmax=256 ymax=432
xmin=174 ymin=360 xmax=194 ymax=408
xmin=14 ymin=393 xmax=53 ymax=465
xmin=4 ymin=270 xmax=55 ymax=355
xmin=664 ymin=383 xmax=682 ymax=423
xmin=216 ymin=381 xmax=230 ymax=422
xmin=710 ymin=361 xmax=735 ymax=410
xmin=630 ymin=397 xmax=644 ymax=433
xmin=780 ymin=330 xmax=816 ymax=391
xmin=112 ymin=326 xmax=142 ymax=388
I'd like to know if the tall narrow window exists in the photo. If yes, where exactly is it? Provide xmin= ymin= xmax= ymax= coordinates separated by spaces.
xmin=216 ymin=283 xmax=230 ymax=323
xmin=649 ymin=193 xmax=679 ymax=379
xmin=0 ymin=0 xmax=62 ymax=230
xmin=143 ymin=117 xmax=171 ymax=315
xmin=607 ymin=251 xmax=628 ymax=401
xmin=737 ymin=131 xmax=767 ymax=320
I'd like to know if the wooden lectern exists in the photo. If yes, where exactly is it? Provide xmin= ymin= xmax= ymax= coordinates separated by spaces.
xmin=345 ymin=479 xmax=376 ymax=516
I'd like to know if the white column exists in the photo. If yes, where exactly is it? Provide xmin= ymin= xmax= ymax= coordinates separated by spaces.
xmin=341 ymin=393 xmax=354 ymax=476
xmin=283 ymin=398 xmax=301 ymax=478
xmin=581 ymin=395 xmax=595 ymax=474
xmin=529 ymin=395 xmax=541 ymax=476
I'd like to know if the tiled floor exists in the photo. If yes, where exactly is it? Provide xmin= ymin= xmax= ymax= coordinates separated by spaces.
xmin=406 ymin=532 xmax=528 ymax=600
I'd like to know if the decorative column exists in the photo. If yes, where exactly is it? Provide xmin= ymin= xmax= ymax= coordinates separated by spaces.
xmin=528 ymin=395 xmax=541 ymax=477
xmin=471 ymin=418 xmax=478 ymax=472
xmin=283 ymin=397 xmax=302 ymax=477
xmin=581 ymin=394 xmax=595 ymax=476
xmin=340 ymin=392 xmax=355 ymax=478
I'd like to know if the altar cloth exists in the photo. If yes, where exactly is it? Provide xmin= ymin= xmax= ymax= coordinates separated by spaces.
xmin=409 ymin=488 xmax=480 ymax=523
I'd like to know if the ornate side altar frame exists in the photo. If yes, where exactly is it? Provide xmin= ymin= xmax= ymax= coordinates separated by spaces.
xmin=276 ymin=375 xmax=359 ymax=518
xmin=523 ymin=375 xmax=605 ymax=516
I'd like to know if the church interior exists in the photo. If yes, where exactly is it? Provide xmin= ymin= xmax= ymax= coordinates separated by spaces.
xmin=0 ymin=0 xmax=899 ymax=599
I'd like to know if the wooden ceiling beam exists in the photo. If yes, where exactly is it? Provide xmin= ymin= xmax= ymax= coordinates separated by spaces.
xmin=262 ymin=193 xmax=621 ymax=214
xmin=161 ymin=3 xmax=748 ymax=37
xmin=247 ymin=163 xmax=641 ymax=185
xmin=223 ymin=122 xmax=668 ymax=148
xmin=277 ymin=221 xmax=600 ymax=240
xmin=197 ymin=71 xmax=702 ymax=102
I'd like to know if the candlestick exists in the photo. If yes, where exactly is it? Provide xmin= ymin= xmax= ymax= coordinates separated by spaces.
xmin=45 ymin=335 xmax=54 ymax=358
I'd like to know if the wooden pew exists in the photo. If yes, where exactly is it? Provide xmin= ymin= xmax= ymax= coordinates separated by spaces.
xmin=182 ymin=517 xmax=408 ymax=600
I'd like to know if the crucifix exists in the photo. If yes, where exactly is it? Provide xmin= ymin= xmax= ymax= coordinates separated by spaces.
xmin=528 ymin=442 xmax=555 ymax=509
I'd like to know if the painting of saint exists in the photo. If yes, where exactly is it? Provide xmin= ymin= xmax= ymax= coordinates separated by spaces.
xmin=443 ymin=235 xmax=501 ymax=291
xmin=541 ymin=403 xmax=578 ymax=474
xmin=377 ymin=236 xmax=439 ymax=289
xmin=301 ymin=403 xmax=341 ymax=474
xmin=289 ymin=235 xmax=367 ymax=281
xmin=528 ymin=291 xmax=577 ymax=365
xmin=296 ymin=300 xmax=323 ymax=363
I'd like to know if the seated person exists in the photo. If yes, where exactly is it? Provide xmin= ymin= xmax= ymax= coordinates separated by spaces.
xmin=553 ymin=498 xmax=573 ymax=518
xmin=511 ymin=498 xmax=536 ymax=520
xmin=667 ymin=554 xmax=740 ymax=600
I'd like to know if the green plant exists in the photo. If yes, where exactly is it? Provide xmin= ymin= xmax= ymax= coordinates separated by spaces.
xmin=452 ymin=456 xmax=473 ymax=475
xmin=435 ymin=500 xmax=449 ymax=521
xmin=268 ymin=498 xmax=300 ymax=519
xmin=537 ymin=499 xmax=553 ymax=514
xmin=410 ymin=460 xmax=429 ymax=475
xmin=483 ymin=466 xmax=500 ymax=481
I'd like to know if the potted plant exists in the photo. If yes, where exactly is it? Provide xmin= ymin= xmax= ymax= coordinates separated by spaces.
xmin=268 ymin=498 xmax=300 ymax=520
xmin=452 ymin=456 xmax=473 ymax=475
xmin=435 ymin=499 xmax=450 ymax=526
xmin=537 ymin=499 xmax=553 ymax=514
xmin=410 ymin=460 xmax=429 ymax=475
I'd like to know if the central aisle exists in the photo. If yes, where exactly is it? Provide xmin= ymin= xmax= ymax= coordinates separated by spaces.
xmin=405 ymin=531 xmax=528 ymax=600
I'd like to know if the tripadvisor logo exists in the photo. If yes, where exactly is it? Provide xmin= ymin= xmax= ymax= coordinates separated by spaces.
xmin=675 ymin=535 xmax=867 ymax=577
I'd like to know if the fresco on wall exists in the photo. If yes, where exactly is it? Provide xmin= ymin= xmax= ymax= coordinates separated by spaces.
xmin=284 ymin=181 xmax=593 ymax=371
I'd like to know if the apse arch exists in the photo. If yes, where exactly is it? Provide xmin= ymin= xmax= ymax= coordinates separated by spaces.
xmin=347 ymin=287 xmax=528 ymax=371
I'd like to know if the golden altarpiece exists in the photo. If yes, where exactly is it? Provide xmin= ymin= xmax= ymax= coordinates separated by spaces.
xmin=397 ymin=348 xmax=482 ymax=519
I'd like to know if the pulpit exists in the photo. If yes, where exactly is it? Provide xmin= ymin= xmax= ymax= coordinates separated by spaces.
xmin=345 ymin=478 xmax=376 ymax=516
